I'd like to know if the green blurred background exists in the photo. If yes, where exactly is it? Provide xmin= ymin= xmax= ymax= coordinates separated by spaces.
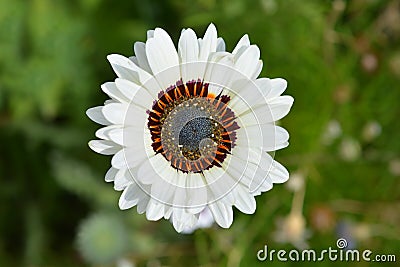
xmin=1 ymin=0 xmax=399 ymax=266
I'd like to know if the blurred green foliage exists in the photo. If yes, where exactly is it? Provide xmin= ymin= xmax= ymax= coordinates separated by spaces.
xmin=1 ymin=0 xmax=399 ymax=266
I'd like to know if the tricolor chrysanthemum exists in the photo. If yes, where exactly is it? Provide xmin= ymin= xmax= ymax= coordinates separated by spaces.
xmin=87 ymin=24 xmax=294 ymax=232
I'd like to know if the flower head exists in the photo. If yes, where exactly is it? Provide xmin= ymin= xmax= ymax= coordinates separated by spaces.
xmin=87 ymin=23 xmax=294 ymax=232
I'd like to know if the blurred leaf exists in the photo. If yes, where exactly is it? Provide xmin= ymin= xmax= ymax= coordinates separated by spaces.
xmin=52 ymin=153 xmax=118 ymax=208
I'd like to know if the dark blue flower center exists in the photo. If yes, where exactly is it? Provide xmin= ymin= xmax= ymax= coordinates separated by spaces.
xmin=179 ymin=117 xmax=214 ymax=155
xmin=147 ymin=80 xmax=239 ymax=173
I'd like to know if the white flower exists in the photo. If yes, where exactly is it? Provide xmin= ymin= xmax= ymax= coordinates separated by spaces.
xmin=86 ymin=23 xmax=294 ymax=232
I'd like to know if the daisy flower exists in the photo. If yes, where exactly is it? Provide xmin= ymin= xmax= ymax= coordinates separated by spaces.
xmin=87 ymin=23 xmax=294 ymax=232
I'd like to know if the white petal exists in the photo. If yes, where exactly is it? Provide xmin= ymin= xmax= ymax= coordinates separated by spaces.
xmin=227 ymin=159 xmax=269 ymax=195
xmin=118 ymin=183 xmax=150 ymax=213
xmin=234 ymin=45 xmax=261 ymax=78
xmin=228 ymin=79 xmax=265 ymax=111
xmin=225 ymin=154 xmax=257 ymax=186
xmin=231 ymin=146 xmax=286 ymax=192
xmin=136 ymin=190 xmax=151 ymax=214
xmin=178 ymin=28 xmax=199 ymax=63
xmin=147 ymin=30 xmax=154 ymax=39
xmin=197 ymin=207 xmax=215 ymax=228
xmin=241 ymin=154 xmax=288 ymax=194
xmin=103 ymin=101 xmax=148 ymax=128
xmin=115 ymin=78 xmax=154 ymax=108
xmin=104 ymin=99 xmax=118 ymax=105
xmin=107 ymin=54 xmax=152 ymax=85
xmin=172 ymin=207 xmax=198 ymax=233
xmin=114 ymin=78 xmax=140 ymax=101
xmin=171 ymin=172 xmax=188 ymax=208
xmin=223 ymin=153 xmax=273 ymax=196
xmin=203 ymin=167 xmax=235 ymax=205
xmin=228 ymin=78 xmax=276 ymax=116
xmin=134 ymin=42 xmax=152 ymax=74
xmin=150 ymin=167 xmax=178 ymax=205
xmin=237 ymin=95 xmax=294 ymax=126
xmin=88 ymin=140 xmax=120 ymax=155
xmin=111 ymin=149 xmax=126 ymax=169
xmin=232 ymin=34 xmax=250 ymax=54
xmin=232 ymin=185 xmax=256 ymax=214
xmin=164 ymin=205 xmax=173 ymax=220
xmin=251 ymin=60 xmax=263 ymax=79
xmin=137 ymin=201 xmax=148 ymax=214
xmin=125 ymin=101 xmax=150 ymax=128
xmin=269 ymin=159 xmax=290 ymax=183
xmin=181 ymin=207 xmax=214 ymax=234
xmin=255 ymin=78 xmax=273 ymax=96
xmin=129 ymin=56 xmax=138 ymax=66
xmin=216 ymin=37 xmax=226 ymax=52
xmin=146 ymin=28 xmax=180 ymax=89
xmin=101 ymin=82 xmax=128 ymax=103
xmin=229 ymin=156 xmax=272 ymax=195
xmin=146 ymin=198 xmax=165 ymax=221
xmin=95 ymin=125 xmax=122 ymax=141
xmin=185 ymin=173 xmax=207 ymax=214
xmin=86 ymin=106 xmax=110 ymax=125
xmin=107 ymin=126 xmax=148 ymax=147
xmin=199 ymin=23 xmax=217 ymax=61
xmin=178 ymin=28 xmax=202 ymax=81
xmin=236 ymin=124 xmax=289 ymax=151
xmin=119 ymin=183 xmax=140 ymax=210
xmin=102 ymin=103 xmax=128 ymax=125
xmin=204 ymin=52 xmax=234 ymax=95
xmin=107 ymin=54 xmax=140 ymax=82
xmin=107 ymin=127 xmax=124 ymax=146
xmin=111 ymin=147 xmax=149 ymax=170
xmin=268 ymin=78 xmax=288 ymax=98
xmin=266 ymin=95 xmax=294 ymax=121
xmin=136 ymin=155 xmax=170 ymax=184
xmin=247 ymin=148 xmax=272 ymax=172
xmin=114 ymin=168 xmax=132 ymax=191
xmin=105 ymin=167 xmax=118 ymax=182
xmin=208 ymin=202 xmax=233 ymax=228
xmin=249 ymin=166 xmax=274 ymax=194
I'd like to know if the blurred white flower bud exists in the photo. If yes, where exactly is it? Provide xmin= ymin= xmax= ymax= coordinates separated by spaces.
xmin=389 ymin=158 xmax=400 ymax=176
xmin=285 ymin=172 xmax=305 ymax=192
xmin=322 ymin=120 xmax=342 ymax=144
xmin=273 ymin=212 xmax=310 ymax=249
xmin=361 ymin=53 xmax=378 ymax=73
xmin=353 ymin=223 xmax=371 ymax=241
xmin=389 ymin=52 xmax=400 ymax=77
xmin=339 ymin=137 xmax=361 ymax=161
xmin=261 ymin=0 xmax=278 ymax=14
xmin=117 ymin=258 xmax=135 ymax=267
xmin=362 ymin=121 xmax=381 ymax=142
